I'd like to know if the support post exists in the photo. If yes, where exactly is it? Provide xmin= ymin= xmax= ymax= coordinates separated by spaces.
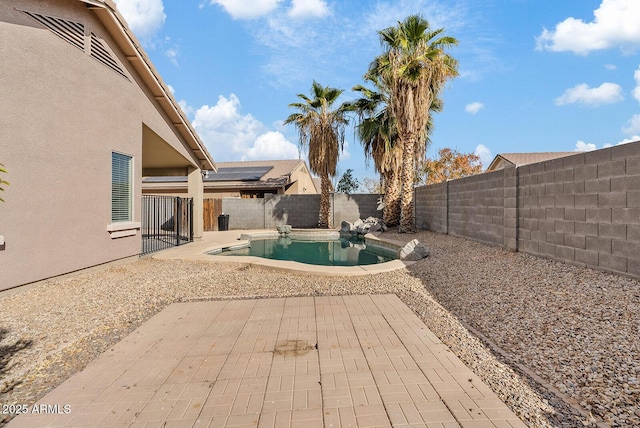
xmin=187 ymin=166 xmax=204 ymax=240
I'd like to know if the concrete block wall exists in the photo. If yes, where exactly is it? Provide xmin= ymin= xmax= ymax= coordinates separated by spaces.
xmin=518 ymin=143 xmax=640 ymax=278
xmin=265 ymin=195 xmax=322 ymax=228
xmin=333 ymin=194 xmax=381 ymax=224
xmin=503 ymin=166 xmax=519 ymax=251
xmin=415 ymin=141 xmax=640 ymax=280
xmin=447 ymin=168 xmax=515 ymax=248
xmin=223 ymin=198 xmax=267 ymax=229
xmin=221 ymin=193 xmax=381 ymax=229
xmin=415 ymin=181 xmax=448 ymax=233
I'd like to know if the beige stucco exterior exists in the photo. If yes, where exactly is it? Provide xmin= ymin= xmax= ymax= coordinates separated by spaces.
xmin=283 ymin=161 xmax=318 ymax=195
xmin=0 ymin=0 xmax=214 ymax=291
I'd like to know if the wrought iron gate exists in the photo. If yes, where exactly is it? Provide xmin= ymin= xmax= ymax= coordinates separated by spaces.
xmin=141 ymin=195 xmax=193 ymax=255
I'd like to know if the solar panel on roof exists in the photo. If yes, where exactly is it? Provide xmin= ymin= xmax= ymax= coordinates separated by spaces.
xmin=206 ymin=166 xmax=273 ymax=182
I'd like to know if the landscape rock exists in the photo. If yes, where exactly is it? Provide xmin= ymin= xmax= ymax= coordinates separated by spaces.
xmin=344 ymin=217 xmax=384 ymax=235
xmin=398 ymin=239 xmax=431 ymax=261
xmin=2 ymin=230 xmax=638 ymax=428
xmin=277 ymin=225 xmax=291 ymax=234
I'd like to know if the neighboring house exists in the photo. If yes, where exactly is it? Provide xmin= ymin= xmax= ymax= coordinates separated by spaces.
xmin=486 ymin=152 xmax=575 ymax=171
xmin=0 ymin=0 xmax=215 ymax=292
xmin=312 ymin=177 xmax=324 ymax=194
xmin=143 ymin=159 xmax=319 ymax=198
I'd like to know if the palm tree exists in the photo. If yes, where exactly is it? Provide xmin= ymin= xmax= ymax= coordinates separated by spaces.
xmin=371 ymin=15 xmax=458 ymax=232
xmin=351 ymin=77 xmax=444 ymax=226
xmin=0 ymin=164 xmax=8 ymax=203
xmin=350 ymin=78 xmax=402 ymax=226
xmin=284 ymin=81 xmax=350 ymax=228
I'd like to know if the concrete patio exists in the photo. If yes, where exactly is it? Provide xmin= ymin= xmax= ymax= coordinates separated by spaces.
xmin=7 ymin=294 xmax=524 ymax=427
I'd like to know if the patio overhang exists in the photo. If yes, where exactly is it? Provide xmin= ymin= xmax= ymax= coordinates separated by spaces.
xmin=142 ymin=125 xmax=196 ymax=176
xmin=81 ymin=0 xmax=216 ymax=173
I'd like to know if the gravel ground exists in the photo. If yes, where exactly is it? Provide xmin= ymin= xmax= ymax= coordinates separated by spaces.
xmin=0 ymin=230 xmax=638 ymax=427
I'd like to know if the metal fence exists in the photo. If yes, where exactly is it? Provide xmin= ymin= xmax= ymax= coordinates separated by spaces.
xmin=141 ymin=195 xmax=193 ymax=255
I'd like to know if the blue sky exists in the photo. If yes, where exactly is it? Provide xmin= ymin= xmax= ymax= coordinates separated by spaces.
xmin=114 ymin=0 xmax=640 ymax=182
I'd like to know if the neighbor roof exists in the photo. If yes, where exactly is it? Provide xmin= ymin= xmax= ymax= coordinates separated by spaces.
xmin=143 ymin=159 xmax=313 ymax=191
xmin=80 ymin=0 xmax=215 ymax=171
xmin=215 ymin=160 xmax=304 ymax=184
xmin=206 ymin=166 xmax=273 ymax=182
xmin=487 ymin=152 xmax=575 ymax=171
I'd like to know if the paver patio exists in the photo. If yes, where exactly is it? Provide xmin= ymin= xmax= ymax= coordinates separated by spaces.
xmin=7 ymin=295 xmax=525 ymax=427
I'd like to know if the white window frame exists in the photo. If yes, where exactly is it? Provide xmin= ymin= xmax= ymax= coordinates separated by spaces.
xmin=108 ymin=151 xmax=140 ymax=238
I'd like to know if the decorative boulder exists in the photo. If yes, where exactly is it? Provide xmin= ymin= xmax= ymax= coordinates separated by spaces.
xmin=368 ymin=222 xmax=382 ymax=233
xmin=362 ymin=217 xmax=382 ymax=233
xmin=398 ymin=239 xmax=431 ymax=261
xmin=277 ymin=225 xmax=292 ymax=234
xmin=342 ymin=217 xmax=385 ymax=235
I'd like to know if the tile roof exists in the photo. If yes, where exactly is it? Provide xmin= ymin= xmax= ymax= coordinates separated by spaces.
xmin=143 ymin=159 xmax=313 ymax=191
xmin=487 ymin=152 xmax=576 ymax=170
xmin=212 ymin=159 xmax=304 ymax=183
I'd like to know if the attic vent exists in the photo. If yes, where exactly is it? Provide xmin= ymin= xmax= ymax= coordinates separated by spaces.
xmin=23 ymin=10 xmax=84 ymax=51
xmin=21 ymin=10 xmax=129 ymax=81
xmin=90 ymin=33 xmax=127 ymax=79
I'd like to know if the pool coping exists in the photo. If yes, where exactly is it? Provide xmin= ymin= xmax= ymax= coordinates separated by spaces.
xmin=152 ymin=229 xmax=414 ymax=276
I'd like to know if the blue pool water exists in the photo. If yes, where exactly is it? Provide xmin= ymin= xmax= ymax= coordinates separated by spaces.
xmin=218 ymin=236 xmax=395 ymax=266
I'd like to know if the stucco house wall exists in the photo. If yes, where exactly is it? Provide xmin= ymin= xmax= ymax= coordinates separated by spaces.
xmin=285 ymin=163 xmax=318 ymax=195
xmin=0 ymin=0 xmax=212 ymax=291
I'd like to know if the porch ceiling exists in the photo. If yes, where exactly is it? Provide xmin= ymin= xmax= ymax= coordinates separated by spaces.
xmin=82 ymin=0 xmax=216 ymax=171
xmin=142 ymin=125 xmax=192 ymax=170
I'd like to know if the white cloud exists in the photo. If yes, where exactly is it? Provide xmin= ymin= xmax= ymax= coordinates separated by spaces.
xmin=250 ymin=0 xmax=467 ymax=87
xmin=575 ymin=141 xmax=597 ymax=151
xmin=623 ymin=114 xmax=640 ymax=134
xmin=113 ymin=0 xmax=166 ymax=44
xmin=633 ymin=65 xmax=640 ymax=103
xmin=474 ymin=144 xmax=492 ymax=168
xmin=554 ymin=82 xmax=623 ymax=106
xmin=208 ymin=0 xmax=283 ymax=19
xmin=164 ymin=47 xmax=179 ymax=66
xmin=288 ymin=0 xmax=330 ymax=19
xmin=576 ymin=136 xmax=639 ymax=151
xmin=341 ymin=141 xmax=351 ymax=161
xmin=616 ymin=135 xmax=640 ymax=145
xmin=465 ymin=102 xmax=484 ymax=114
xmin=364 ymin=0 xmax=465 ymax=37
xmin=191 ymin=94 xmax=298 ymax=162
xmin=177 ymin=99 xmax=195 ymax=117
xmin=535 ymin=0 xmax=640 ymax=55
xmin=605 ymin=63 xmax=617 ymax=70
xmin=244 ymin=131 xmax=299 ymax=160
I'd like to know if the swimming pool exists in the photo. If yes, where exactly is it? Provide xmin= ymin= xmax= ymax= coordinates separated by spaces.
xmin=216 ymin=235 xmax=396 ymax=266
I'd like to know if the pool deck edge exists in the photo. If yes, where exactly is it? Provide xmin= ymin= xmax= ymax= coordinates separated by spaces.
xmin=151 ymin=230 xmax=414 ymax=275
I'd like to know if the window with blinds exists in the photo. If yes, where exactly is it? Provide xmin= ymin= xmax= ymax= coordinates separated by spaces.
xmin=111 ymin=152 xmax=132 ymax=222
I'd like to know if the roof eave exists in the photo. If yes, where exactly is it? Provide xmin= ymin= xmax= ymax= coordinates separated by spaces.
xmin=80 ymin=0 xmax=216 ymax=172
xmin=486 ymin=155 xmax=510 ymax=171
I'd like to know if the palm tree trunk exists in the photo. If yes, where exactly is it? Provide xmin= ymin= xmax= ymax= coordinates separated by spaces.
xmin=382 ymin=169 xmax=401 ymax=226
xmin=319 ymin=174 xmax=331 ymax=228
xmin=398 ymin=136 xmax=416 ymax=233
